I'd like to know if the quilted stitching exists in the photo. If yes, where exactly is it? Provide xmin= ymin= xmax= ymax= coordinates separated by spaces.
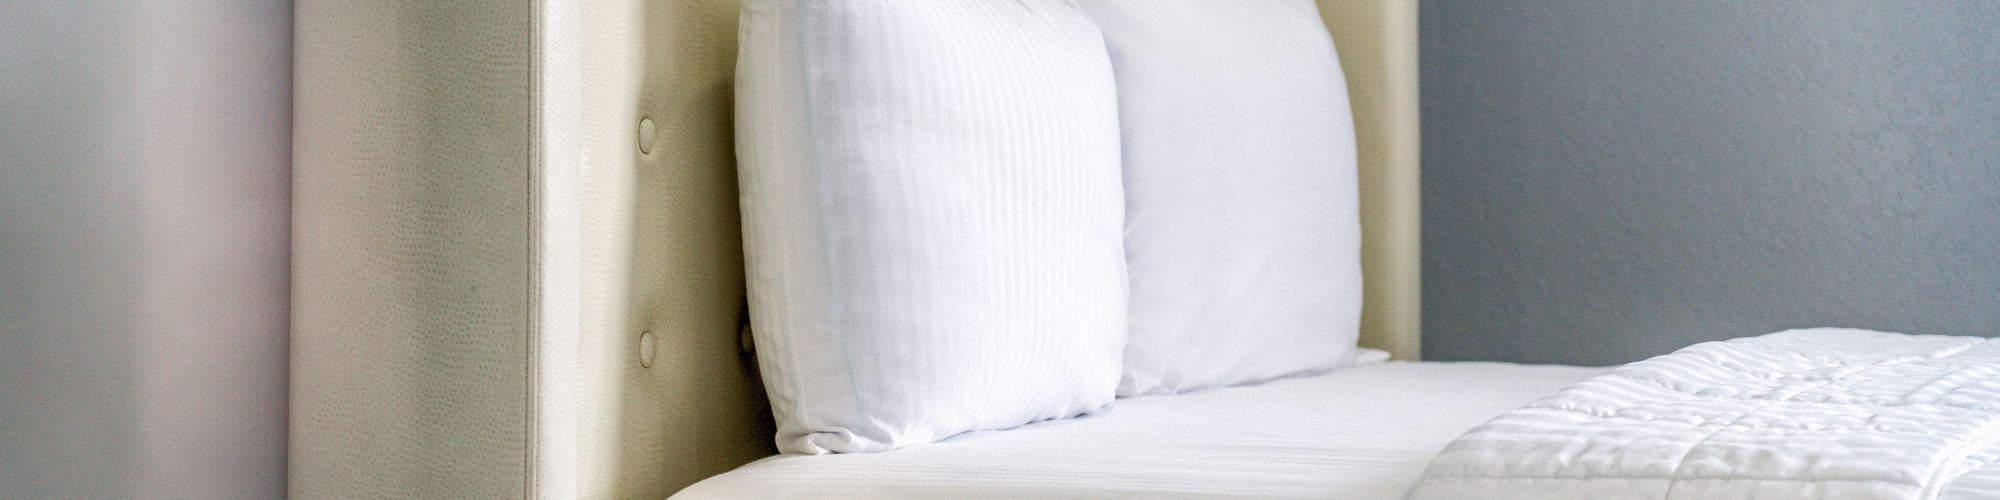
xmin=1408 ymin=329 xmax=2000 ymax=500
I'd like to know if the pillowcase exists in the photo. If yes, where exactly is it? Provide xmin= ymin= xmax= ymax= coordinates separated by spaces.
xmin=735 ymin=0 xmax=1127 ymax=454
xmin=1079 ymin=0 xmax=1364 ymax=396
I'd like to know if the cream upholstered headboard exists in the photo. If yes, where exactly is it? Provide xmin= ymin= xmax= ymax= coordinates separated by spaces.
xmin=291 ymin=0 xmax=1416 ymax=498
xmin=1319 ymin=0 xmax=1423 ymax=363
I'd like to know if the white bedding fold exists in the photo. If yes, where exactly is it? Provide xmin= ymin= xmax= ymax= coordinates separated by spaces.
xmin=1407 ymin=328 xmax=2000 ymax=500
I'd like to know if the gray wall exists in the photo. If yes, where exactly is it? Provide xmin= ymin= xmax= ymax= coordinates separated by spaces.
xmin=1421 ymin=1 xmax=2000 ymax=366
xmin=0 ymin=1 xmax=291 ymax=497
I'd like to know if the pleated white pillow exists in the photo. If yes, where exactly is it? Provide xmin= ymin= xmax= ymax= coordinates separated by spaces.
xmin=735 ymin=0 xmax=1126 ymax=454
xmin=1079 ymin=0 xmax=1364 ymax=396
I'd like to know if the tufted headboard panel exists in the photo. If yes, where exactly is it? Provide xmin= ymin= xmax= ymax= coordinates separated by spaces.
xmin=291 ymin=1 xmax=1415 ymax=498
xmin=574 ymin=0 xmax=775 ymax=497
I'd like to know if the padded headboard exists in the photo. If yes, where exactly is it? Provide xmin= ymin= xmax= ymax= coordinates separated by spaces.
xmin=574 ymin=0 xmax=774 ymax=497
xmin=1318 ymin=0 xmax=1423 ymax=363
xmin=292 ymin=0 xmax=1416 ymax=498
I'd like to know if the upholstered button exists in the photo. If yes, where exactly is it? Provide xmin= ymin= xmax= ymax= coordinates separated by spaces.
xmin=638 ymin=117 xmax=657 ymax=154
xmin=639 ymin=331 xmax=657 ymax=368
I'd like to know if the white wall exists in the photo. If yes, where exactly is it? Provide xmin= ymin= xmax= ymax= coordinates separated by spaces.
xmin=0 ymin=1 xmax=291 ymax=497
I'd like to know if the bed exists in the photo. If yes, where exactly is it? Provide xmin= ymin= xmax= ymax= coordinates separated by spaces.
xmin=289 ymin=1 xmax=2000 ymax=499
xmin=678 ymin=360 xmax=1606 ymax=499
xmin=289 ymin=0 xmax=1431 ymax=498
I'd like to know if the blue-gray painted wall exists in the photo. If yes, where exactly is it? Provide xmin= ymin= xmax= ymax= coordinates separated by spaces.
xmin=1421 ymin=1 xmax=2000 ymax=365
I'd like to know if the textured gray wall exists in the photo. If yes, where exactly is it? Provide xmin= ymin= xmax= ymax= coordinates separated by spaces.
xmin=1421 ymin=1 xmax=2000 ymax=366
xmin=1 ymin=1 xmax=291 ymax=497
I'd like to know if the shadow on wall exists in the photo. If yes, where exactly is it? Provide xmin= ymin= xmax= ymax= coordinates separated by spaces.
xmin=0 ymin=0 xmax=291 ymax=498
xmin=0 ymin=3 xmax=143 ymax=496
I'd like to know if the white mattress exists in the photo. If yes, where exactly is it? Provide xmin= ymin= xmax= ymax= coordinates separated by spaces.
xmin=675 ymin=361 xmax=1607 ymax=499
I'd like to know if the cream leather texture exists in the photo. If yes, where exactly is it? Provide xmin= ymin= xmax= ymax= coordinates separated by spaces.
xmin=293 ymin=0 xmax=575 ymax=498
xmin=1319 ymin=0 xmax=1423 ymax=361
xmin=578 ymin=0 xmax=775 ymax=497
xmin=292 ymin=0 xmax=1416 ymax=497
xmin=534 ymin=0 xmax=583 ymax=497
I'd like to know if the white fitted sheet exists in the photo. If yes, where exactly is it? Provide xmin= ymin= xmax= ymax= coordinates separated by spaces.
xmin=674 ymin=361 xmax=1607 ymax=499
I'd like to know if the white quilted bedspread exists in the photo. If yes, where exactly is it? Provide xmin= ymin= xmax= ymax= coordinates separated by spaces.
xmin=1406 ymin=328 xmax=2000 ymax=500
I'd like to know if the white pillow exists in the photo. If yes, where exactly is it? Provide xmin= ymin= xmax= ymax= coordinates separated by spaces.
xmin=735 ymin=0 xmax=1126 ymax=454
xmin=1080 ymin=0 xmax=1364 ymax=396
